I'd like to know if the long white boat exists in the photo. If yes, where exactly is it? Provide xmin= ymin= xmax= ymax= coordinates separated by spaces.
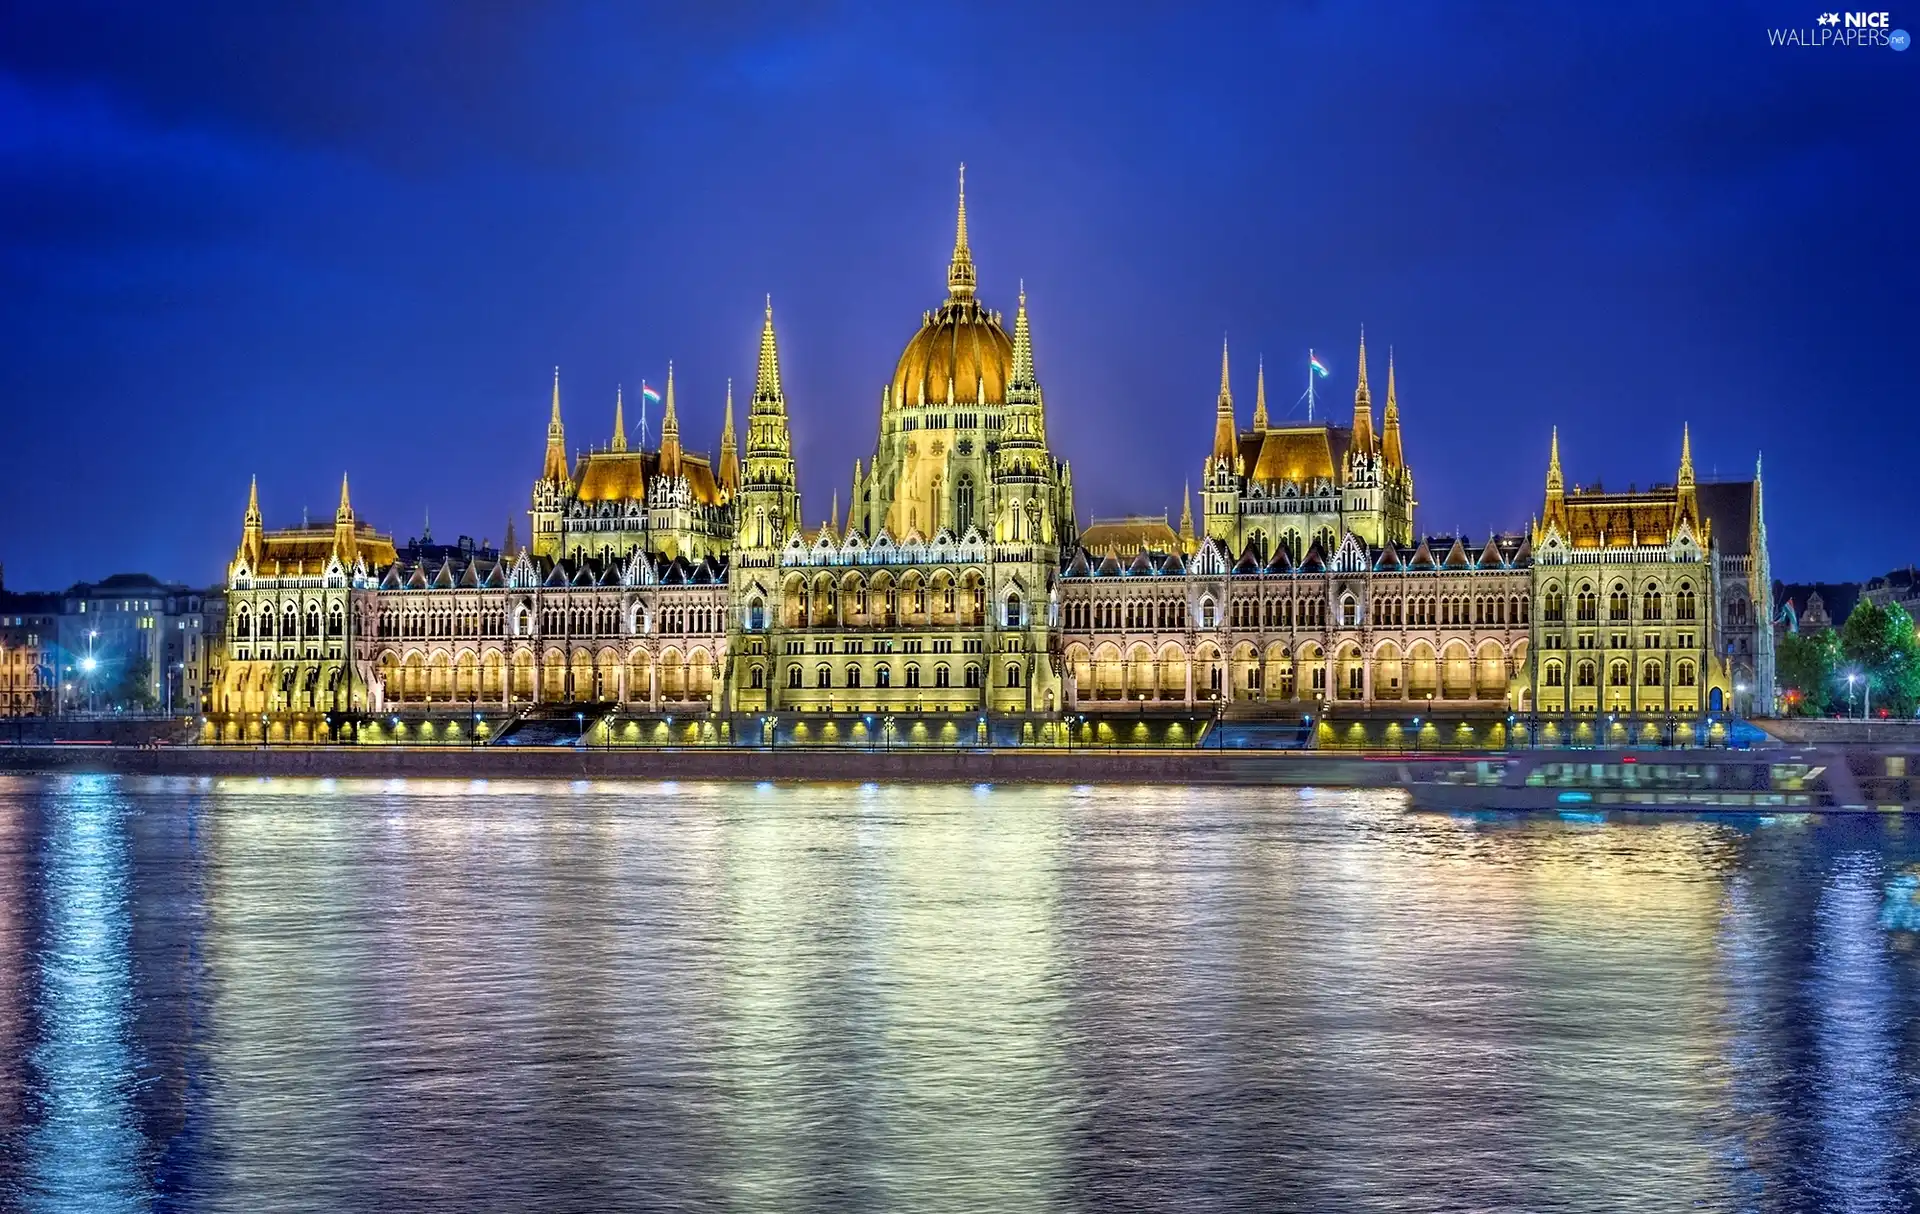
xmin=1403 ymin=747 xmax=1920 ymax=815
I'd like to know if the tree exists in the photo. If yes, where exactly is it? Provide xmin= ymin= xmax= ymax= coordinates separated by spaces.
xmin=1838 ymin=600 xmax=1920 ymax=717
xmin=110 ymin=654 xmax=157 ymax=712
xmin=1776 ymin=629 xmax=1837 ymax=716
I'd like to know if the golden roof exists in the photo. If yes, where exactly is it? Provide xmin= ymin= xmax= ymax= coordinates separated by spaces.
xmin=574 ymin=450 xmax=725 ymax=507
xmin=258 ymin=525 xmax=397 ymax=575
xmin=892 ymin=298 xmax=1012 ymax=409
xmin=1079 ymin=516 xmax=1180 ymax=559
xmin=1242 ymin=424 xmax=1347 ymax=485
xmin=1555 ymin=488 xmax=1707 ymax=550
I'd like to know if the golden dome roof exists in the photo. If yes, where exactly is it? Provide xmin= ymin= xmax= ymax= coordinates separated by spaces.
xmin=892 ymin=300 xmax=1013 ymax=408
xmin=889 ymin=163 xmax=1013 ymax=410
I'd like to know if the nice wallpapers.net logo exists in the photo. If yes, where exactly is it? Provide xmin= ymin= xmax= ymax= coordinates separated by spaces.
xmin=1768 ymin=11 xmax=1911 ymax=47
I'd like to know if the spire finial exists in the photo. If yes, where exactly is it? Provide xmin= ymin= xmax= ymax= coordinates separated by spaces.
xmin=1252 ymin=356 xmax=1269 ymax=430
xmin=337 ymin=471 xmax=352 ymax=516
xmin=246 ymin=474 xmax=260 ymax=521
xmin=1178 ymin=480 xmax=1196 ymax=546
xmin=947 ymin=162 xmax=976 ymax=299
xmin=1679 ymin=421 xmax=1695 ymax=485
xmin=543 ymin=366 xmax=570 ymax=482
xmin=717 ymin=377 xmax=739 ymax=494
xmin=1355 ymin=326 xmax=1370 ymax=397
xmin=1547 ymin=426 xmax=1564 ymax=495
xmin=659 ymin=362 xmax=682 ymax=476
xmin=1351 ymin=327 xmax=1375 ymax=453
xmin=611 ymin=385 xmax=627 ymax=453
xmin=551 ymin=365 xmax=562 ymax=425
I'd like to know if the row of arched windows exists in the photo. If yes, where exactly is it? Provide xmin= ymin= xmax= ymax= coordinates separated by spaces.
xmin=1542 ymin=579 xmax=1698 ymax=624
xmin=775 ymin=661 xmax=1009 ymax=690
xmin=1543 ymin=658 xmax=1698 ymax=688
xmin=231 ymin=600 xmax=344 ymax=642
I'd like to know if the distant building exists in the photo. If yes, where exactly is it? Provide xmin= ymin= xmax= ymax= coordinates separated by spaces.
xmin=59 ymin=573 xmax=216 ymax=714
xmin=1774 ymin=580 xmax=1862 ymax=640
xmin=1860 ymin=567 xmax=1920 ymax=617
xmin=0 ymin=589 xmax=59 ymax=717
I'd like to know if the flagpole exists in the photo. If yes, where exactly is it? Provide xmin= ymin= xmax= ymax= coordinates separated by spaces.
xmin=1307 ymin=349 xmax=1316 ymax=422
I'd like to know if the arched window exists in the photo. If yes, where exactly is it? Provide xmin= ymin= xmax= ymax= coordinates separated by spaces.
xmin=1006 ymin=663 xmax=1022 ymax=688
xmin=1608 ymin=584 xmax=1630 ymax=621
xmin=1675 ymin=584 xmax=1696 ymax=621
xmin=749 ymin=665 xmax=765 ymax=689
xmin=1545 ymin=661 xmax=1564 ymax=688
xmin=747 ymin=598 xmax=766 ymax=631
xmin=1340 ymin=595 xmax=1358 ymax=627
xmin=328 ymin=605 xmax=344 ymax=637
xmin=1005 ymin=592 xmax=1024 ymax=627
xmin=876 ymin=664 xmax=892 ymax=688
xmin=1677 ymin=660 xmax=1696 ymax=687
xmin=964 ymin=664 xmax=982 ymax=688
xmin=906 ymin=664 xmax=921 ymax=689
xmin=1200 ymin=597 xmax=1216 ymax=629
xmin=815 ymin=664 xmax=832 ymax=688
xmin=1608 ymin=661 xmax=1630 ymax=687
xmin=1642 ymin=582 xmax=1663 ymax=621
xmin=788 ymin=665 xmax=803 ymax=688
xmin=1643 ymin=660 xmax=1663 ymax=686
xmin=1576 ymin=661 xmax=1596 ymax=687
xmin=935 ymin=664 xmax=951 ymax=689
xmin=956 ymin=474 xmax=975 ymax=535
xmin=846 ymin=665 xmax=862 ymax=689
xmin=1544 ymin=585 xmax=1564 ymax=623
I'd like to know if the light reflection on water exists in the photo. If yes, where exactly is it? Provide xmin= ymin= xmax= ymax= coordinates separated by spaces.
xmin=0 ymin=774 xmax=1916 ymax=1211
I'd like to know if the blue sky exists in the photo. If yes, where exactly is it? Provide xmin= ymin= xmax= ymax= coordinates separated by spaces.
xmin=0 ymin=1 xmax=1912 ymax=587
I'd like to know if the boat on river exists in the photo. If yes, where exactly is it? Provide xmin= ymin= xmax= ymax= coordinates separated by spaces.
xmin=1403 ymin=747 xmax=1920 ymax=815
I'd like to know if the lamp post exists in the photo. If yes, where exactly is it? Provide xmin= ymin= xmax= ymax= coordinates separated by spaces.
xmin=1847 ymin=671 xmax=1859 ymax=720
xmin=81 ymin=630 xmax=98 ymax=715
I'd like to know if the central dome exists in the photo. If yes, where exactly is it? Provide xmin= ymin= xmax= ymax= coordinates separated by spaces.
xmin=890 ymin=162 xmax=1012 ymax=410
xmin=892 ymin=299 xmax=1013 ymax=408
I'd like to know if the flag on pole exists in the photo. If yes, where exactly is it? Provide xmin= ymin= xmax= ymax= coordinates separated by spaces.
xmin=640 ymin=383 xmax=663 ymax=404
xmin=1308 ymin=351 xmax=1330 ymax=378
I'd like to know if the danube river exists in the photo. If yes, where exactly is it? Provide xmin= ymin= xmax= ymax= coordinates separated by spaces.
xmin=1 ymin=774 xmax=1917 ymax=1212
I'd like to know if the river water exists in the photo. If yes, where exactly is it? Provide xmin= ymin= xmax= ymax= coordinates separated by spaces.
xmin=1 ymin=773 xmax=1917 ymax=1213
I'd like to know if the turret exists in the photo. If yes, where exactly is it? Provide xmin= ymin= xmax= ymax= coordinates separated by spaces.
xmin=610 ymin=385 xmax=628 ymax=453
xmin=1543 ymin=426 xmax=1565 ymax=532
xmin=1252 ymin=358 xmax=1269 ymax=432
xmin=1211 ymin=337 xmax=1237 ymax=466
xmin=947 ymin=163 xmax=975 ymax=300
xmin=542 ymin=367 xmax=569 ymax=484
xmin=1677 ymin=422 xmax=1697 ymax=528
xmin=332 ymin=472 xmax=357 ymax=568
xmin=659 ymin=362 xmax=682 ymax=479
xmin=1350 ymin=328 xmax=1374 ymax=461
xmin=717 ymin=378 xmax=739 ymax=497
xmin=1382 ymin=349 xmax=1404 ymax=470
xmin=741 ymin=298 xmax=799 ymax=551
xmin=239 ymin=475 xmax=264 ymax=571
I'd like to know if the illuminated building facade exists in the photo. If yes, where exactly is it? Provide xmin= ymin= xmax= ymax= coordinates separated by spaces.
xmin=201 ymin=168 xmax=1774 ymax=741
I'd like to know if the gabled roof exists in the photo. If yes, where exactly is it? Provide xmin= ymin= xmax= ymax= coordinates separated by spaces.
xmin=1443 ymin=537 xmax=1471 ymax=569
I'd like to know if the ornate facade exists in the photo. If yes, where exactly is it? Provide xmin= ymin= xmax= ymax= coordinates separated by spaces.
xmin=204 ymin=167 xmax=1775 ymax=743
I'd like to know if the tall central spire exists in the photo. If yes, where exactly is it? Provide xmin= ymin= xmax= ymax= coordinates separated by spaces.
xmin=947 ymin=162 xmax=976 ymax=300
xmin=1351 ymin=327 xmax=1375 ymax=455
xmin=754 ymin=297 xmax=784 ymax=407
xmin=718 ymin=378 xmax=739 ymax=494
xmin=1252 ymin=357 xmax=1269 ymax=431
xmin=1382 ymin=349 xmax=1404 ymax=470
xmin=610 ymin=385 xmax=627 ymax=453
xmin=1010 ymin=281 xmax=1034 ymax=386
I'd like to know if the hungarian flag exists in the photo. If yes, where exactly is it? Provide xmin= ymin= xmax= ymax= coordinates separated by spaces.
xmin=1308 ymin=351 xmax=1330 ymax=378
xmin=640 ymin=382 xmax=663 ymax=404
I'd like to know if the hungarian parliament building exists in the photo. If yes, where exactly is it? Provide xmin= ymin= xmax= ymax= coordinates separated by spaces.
xmin=209 ymin=170 xmax=1774 ymax=744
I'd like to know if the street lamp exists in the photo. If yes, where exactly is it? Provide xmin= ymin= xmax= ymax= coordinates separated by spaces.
xmin=1847 ymin=671 xmax=1859 ymax=720
xmin=81 ymin=630 xmax=99 ymax=715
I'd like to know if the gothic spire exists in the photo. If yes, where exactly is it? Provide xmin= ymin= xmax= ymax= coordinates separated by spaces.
xmin=754 ymin=297 xmax=784 ymax=407
xmin=610 ymin=386 xmax=627 ymax=453
xmin=245 ymin=474 xmax=261 ymax=526
xmin=1546 ymin=426 xmax=1563 ymax=495
xmin=947 ymin=162 xmax=975 ymax=300
xmin=1382 ymin=348 xmax=1404 ymax=470
xmin=543 ymin=366 xmax=569 ymax=483
xmin=1252 ymin=357 xmax=1268 ymax=431
xmin=1178 ymin=481 xmax=1196 ymax=547
xmin=1678 ymin=422 xmax=1695 ymax=487
xmin=718 ymin=378 xmax=739 ymax=494
xmin=332 ymin=472 xmax=358 ymax=566
xmin=1351 ymin=327 xmax=1374 ymax=453
xmin=1010 ymin=280 xmax=1034 ymax=386
xmin=336 ymin=472 xmax=353 ymax=520
xmin=1212 ymin=336 xmax=1237 ymax=464
xmin=660 ymin=361 xmax=682 ymax=477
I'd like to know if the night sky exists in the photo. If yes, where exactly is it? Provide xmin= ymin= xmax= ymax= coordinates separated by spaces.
xmin=1 ymin=2 xmax=1912 ymax=590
